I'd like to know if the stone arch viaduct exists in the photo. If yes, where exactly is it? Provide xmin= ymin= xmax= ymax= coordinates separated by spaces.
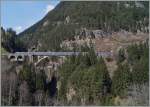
xmin=2 ymin=51 xmax=113 ymax=63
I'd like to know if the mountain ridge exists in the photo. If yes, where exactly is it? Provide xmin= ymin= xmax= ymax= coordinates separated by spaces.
xmin=18 ymin=1 xmax=149 ymax=51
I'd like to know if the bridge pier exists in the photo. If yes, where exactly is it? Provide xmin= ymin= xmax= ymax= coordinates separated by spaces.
xmin=29 ymin=55 xmax=34 ymax=63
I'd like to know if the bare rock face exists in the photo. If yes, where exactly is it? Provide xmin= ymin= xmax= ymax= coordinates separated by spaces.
xmin=43 ymin=21 xmax=49 ymax=27
xmin=79 ymin=28 xmax=112 ymax=39
xmin=65 ymin=16 xmax=70 ymax=24
xmin=44 ymin=67 xmax=55 ymax=83
xmin=66 ymin=87 xmax=76 ymax=102
xmin=16 ymin=65 xmax=23 ymax=75
xmin=104 ymin=58 xmax=118 ymax=79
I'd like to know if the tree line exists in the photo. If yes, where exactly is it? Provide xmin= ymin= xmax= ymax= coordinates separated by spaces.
xmin=1 ymin=27 xmax=27 ymax=53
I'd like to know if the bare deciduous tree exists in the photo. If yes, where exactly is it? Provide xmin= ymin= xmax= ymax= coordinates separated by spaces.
xmin=18 ymin=81 xmax=31 ymax=106
xmin=1 ymin=71 xmax=18 ymax=105
xmin=34 ymin=90 xmax=44 ymax=106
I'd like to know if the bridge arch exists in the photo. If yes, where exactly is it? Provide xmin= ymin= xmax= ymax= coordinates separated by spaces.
xmin=8 ymin=54 xmax=17 ymax=61
xmin=9 ymin=55 xmax=15 ymax=59
xmin=17 ymin=55 xmax=24 ymax=61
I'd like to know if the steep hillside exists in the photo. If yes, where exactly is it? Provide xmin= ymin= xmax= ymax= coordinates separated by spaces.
xmin=1 ymin=1 xmax=149 ymax=106
xmin=19 ymin=1 xmax=149 ymax=51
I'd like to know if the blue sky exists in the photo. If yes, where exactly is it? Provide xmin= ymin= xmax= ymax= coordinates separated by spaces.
xmin=1 ymin=0 xmax=60 ymax=34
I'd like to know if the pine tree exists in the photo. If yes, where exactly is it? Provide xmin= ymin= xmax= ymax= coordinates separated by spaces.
xmin=112 ymin=63 xmax=131 ymax=96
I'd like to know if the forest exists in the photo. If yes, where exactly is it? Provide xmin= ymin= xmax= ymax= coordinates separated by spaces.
xmin=1 ymin=1 xmax=149 ymax=106
xmin=1 ymin=41 xmax=149 ymax=105
xmin=19 ymin=1 xmax=149 ymax=51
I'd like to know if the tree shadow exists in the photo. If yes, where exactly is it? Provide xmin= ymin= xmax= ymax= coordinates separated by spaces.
xmin=47 ymin=76 xmax=57 ymax=97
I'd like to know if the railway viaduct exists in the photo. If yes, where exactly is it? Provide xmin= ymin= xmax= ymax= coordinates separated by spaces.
xmin=2 ymin=51 xmax=113 ymax=63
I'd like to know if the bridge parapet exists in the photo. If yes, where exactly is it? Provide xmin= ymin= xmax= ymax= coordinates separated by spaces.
xmin=3 ymin=51 xmax=112 ymax=56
